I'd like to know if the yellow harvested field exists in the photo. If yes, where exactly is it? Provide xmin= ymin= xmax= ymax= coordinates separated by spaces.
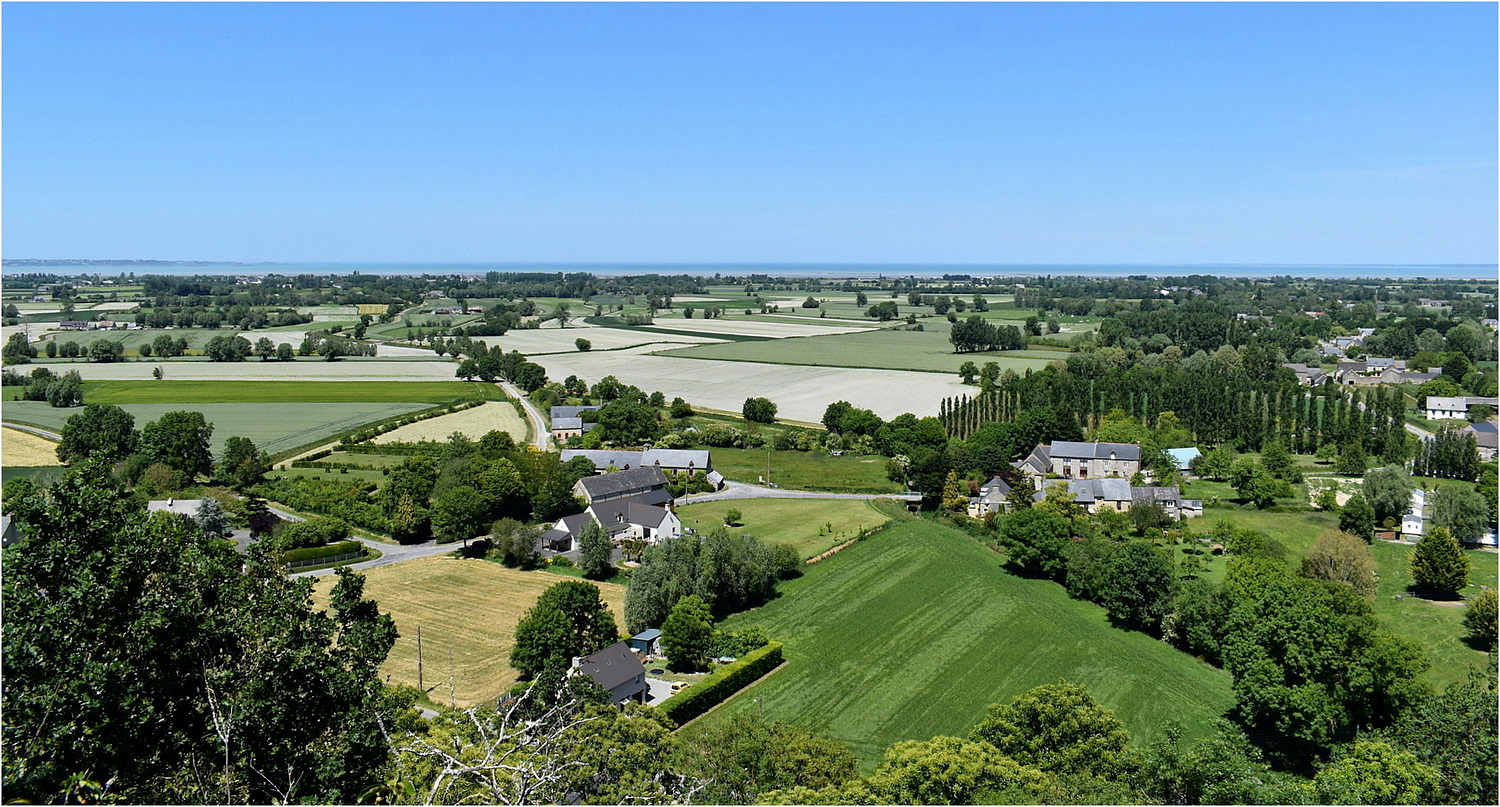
xmin=373 ymin=401 xmax=529 ymax=444
xmin=2 ymin=427 xmax=63 ymax=466
xmin=311 ymin=556 xmax=626 ymax=707
xmin=357 ymin=304 xmax=389 ymax=315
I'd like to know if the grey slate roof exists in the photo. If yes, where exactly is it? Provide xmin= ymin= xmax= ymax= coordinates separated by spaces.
xmin=575 ymin=641 xmax=646 ymax=693
xmin=588 ymin=495 xmax=672 ymax=536
xmin=563 ymin=449 xmax=651 ymax=471
xmin=1047 ymin=441 xmax=1141 ymax=462
xmin=551 ymin=417 xmax=596 ymax=432
xmin=577 ymin=467 xmax=669 ymax=500
xmin=639 ymin=448 xmax=711 ymax=470
xmin=1130 ymin=486 xmax=1182 ymax=505
xmin=550 ymin=405 xmax=602 ymax=420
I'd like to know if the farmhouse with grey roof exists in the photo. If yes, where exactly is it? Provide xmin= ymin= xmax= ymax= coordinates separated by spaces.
xmin=1014 ymin=441 xmax=1141 ymax=482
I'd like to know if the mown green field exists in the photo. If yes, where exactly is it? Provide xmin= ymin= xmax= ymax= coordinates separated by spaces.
xmin=703 ymin=517 xmax=1235 ymax=769
xmin=3 ymin=401 xmax=429 ymax=457
xmin=47 ymin=329 xmax=248 ymax=352
xmin=658 ymin=325 xmax=1062 ymax=373
xmin=675 ymin=499 xmax=892 ymax=559
xmin=77 ymin=380 xmax=507 ymax=404
xmin=709 ymin=447 xmax=905 ymax=493
xmin=1198 ymin=507 xmax=1497 ymax=688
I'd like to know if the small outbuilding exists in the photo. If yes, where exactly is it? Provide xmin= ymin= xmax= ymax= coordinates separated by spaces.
xmin=628 ymin=628 xmax=663 ymax=657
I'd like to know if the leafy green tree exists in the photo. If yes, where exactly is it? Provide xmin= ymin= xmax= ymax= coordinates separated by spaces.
xmin=510 ymin=604 xmax=574 ymax=681
xmin=429 ymin=484 xmax=486 ymax=544
xmin=661 ymin=594 xmax=713 ymax=672
xmin=970 ymin=681 xmax=1131 ymax=778
xmin=534 ymin=580 xmax=620 ymax=657
xmin=577 ymin=521 xmax=615 ymax=579
xmin=742 ymin=396 xmax=778 ymax=424
xmin=863 ymin=736 xmax=1051 ymax=805
xmin=1192 ymin=444 xmax=1236 ymax=481
xmin=957 ymin=360 xmax=978 ymax=384
xmin=592 ymin=398 xmax=664 ymax=445
xmin=997 ymin=508 xmax=1072 ymax=580
xmin=88 ymin=339 xmax=125 ymax=363
xmin=1221 ymin=571 xmax=1429 ymax=754
xmin=1462 ymin=588 xmax=1497 ymax=649
xmin=575 ymin=337 xmax=591 ymax=351
xmin=138 ymin=410 xmax=215 ymax=481
xmin=1410 ymin=525 xmax=1469 ymax=599
xmin=1338 ymin=441 xmax=1369 ymax=476
xmin=489 ymin=518 xmax=540 ymax=567
xmin=675 ymin=713 xmax=857 ymax=804
xmin=1162 ymin=578 xmax=1231 ymax=665
xmin=215 ymin=435 xmax=269 ymax=490
xmin=1339 ymin=493 xmax=1376 ymax=542
xmin=723 ymin=508 xmax=743 ymax=527
xmin=1230 ymin=462 xmax=1280 ymax=509
xmin=1 ymin=465 xmax=398 ymax=804
xmin=1099 ymin=541 xmax=1175 ymax=633
xmin=1258 ymin=438 xmax=1294 ymax=480
xmin=1364 ymin=465 xmax=1414 ymax=523
xmin=2 ymin=332 xmax=35 ymax=365
xmin=1300 ymin=529 xmax=1377 ymax=599
xmin=1429 ymin=486 xmax=1489 ymax=544
xmin=1312 ymin=741 xmax=1441 ymax=805
xmin=56 ymin=403 xmax=137 ymax=465
xmin=669 ymin=397 xmax=693 ymax=418
xmin=1384 ymin=669 xmax=1498 ymax=804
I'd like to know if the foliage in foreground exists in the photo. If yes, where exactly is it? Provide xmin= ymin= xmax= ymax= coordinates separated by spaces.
xmin=1 ymin=463 xmax=399 ymax=804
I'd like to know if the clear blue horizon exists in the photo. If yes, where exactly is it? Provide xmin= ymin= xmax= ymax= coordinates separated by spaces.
xmin=4 ymin=2 xmax=1496 ymax=266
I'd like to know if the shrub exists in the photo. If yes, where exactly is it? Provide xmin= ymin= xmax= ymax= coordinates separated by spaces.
xmin=658 ymin=642 xmax=784 ymax=725
xmin=279 ymin=540 xmax=365 ymax=566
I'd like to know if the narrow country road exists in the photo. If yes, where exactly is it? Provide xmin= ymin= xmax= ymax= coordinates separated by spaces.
xmin=498 ymin=380 xmax=550 ymax=450
xmin=2 ymin=422 xmax=62 ymax=441
xmin=679 ymin=479 xmax=921 ymax=504
xmin=270 ymin=505 xmax=462 ymax=579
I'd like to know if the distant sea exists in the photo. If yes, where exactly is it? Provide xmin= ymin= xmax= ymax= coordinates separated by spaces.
xmin=3 ymin=261 xmax=1496 ymax=281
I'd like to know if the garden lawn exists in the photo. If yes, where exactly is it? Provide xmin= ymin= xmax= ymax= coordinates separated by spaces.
xmin=1192 ymin=507 xmax=1497 ymax=688
xmin=3 ymin=401 xmax=429 ymax=457
xmin=703 ymin=517 xmax=1234 ymax=769
xmin=708 ymin=447 xmax=905 ymax=494
xmin=77 ymin=380 xmax=507 ymax=404
xmin=675 ymin=499 xmax=892 ymax=559
xmin=310 ymin=556 xmax=627 ymax=708
xmin=1369 ymin=540 xmax=1497 ymax=689
xmin=658 ymin=326 xmax=1060 ymax=374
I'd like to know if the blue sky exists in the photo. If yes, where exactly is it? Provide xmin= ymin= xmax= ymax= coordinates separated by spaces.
xmin=3 ymin=2 xmax=1495 ymax=265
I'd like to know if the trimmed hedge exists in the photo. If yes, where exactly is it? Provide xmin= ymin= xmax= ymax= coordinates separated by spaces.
xmin=280 ymin=540 xmax=365 ymax=566
xmin=658 ymin=641 xmax=783 ymax=726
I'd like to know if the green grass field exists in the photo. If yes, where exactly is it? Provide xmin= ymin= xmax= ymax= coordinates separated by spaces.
xmin=1195 ymin=507 xmax=1497 ymax=688
xmin=675 ymin=499 xmax=893 ymax=559
xmin=658 ymin=324 xmax=1062 ymax=374
xmin=77 ymin=380 xmax=507 ymax=404
xmin=708 ymin=448 xmax=905 ymax=493
xmin=4 ymin=401 xmax=430 ymax=456
xmin=270 ymin=466 xmax=390 ymax=487
xmin=702 ymin=517 xmax=1235 ymax=769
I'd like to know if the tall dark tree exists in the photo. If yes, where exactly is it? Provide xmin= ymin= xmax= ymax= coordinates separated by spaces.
xmin=138 ymin=410 xmax=215 ymax=481
xmin=215 ymin=435 xmax=269 ymax=490
xmin=56 ymin=403 xmax=138 ymax=465
xmin=577 ymin=522 xmax=615 ymax=579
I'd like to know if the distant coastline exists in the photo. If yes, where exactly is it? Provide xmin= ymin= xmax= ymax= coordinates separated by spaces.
xmin=2 ymin=259 xmax=1495 ymax=281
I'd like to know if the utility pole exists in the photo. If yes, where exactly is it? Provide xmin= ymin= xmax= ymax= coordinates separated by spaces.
xmin=417 ymin=625 xmax=424 ymax=693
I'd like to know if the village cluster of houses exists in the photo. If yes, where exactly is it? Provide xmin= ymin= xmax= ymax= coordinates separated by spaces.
xmin=967 ymin=440 xmax=1204 ymax=521
xmin=1282 ymin=359 xmax=1441 ymax=388
xmin=56 ymin=319 xmax=134 ymax=331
